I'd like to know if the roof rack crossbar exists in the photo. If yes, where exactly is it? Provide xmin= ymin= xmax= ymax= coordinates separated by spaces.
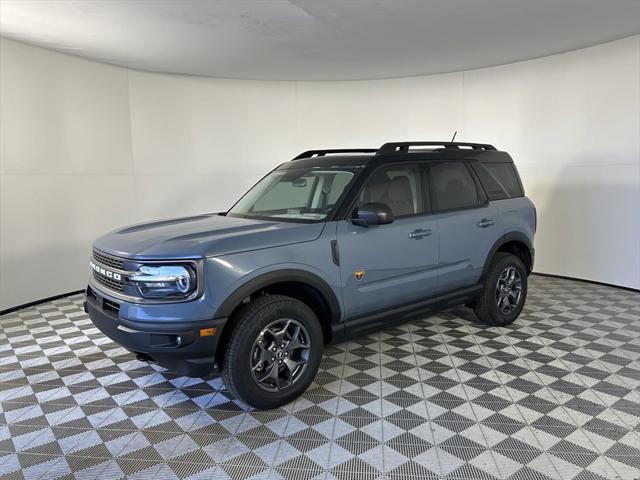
xmin=293 ymin=148 xmax=377 ymax=160
xmin=377 ymin=141 xmax=496 ymax=154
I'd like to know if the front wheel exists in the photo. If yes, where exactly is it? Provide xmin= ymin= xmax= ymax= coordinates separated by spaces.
xmin=474 ymin=252 xmax=527 ymax=326
xmin=221 ymin=295 xmax=323 ymax=409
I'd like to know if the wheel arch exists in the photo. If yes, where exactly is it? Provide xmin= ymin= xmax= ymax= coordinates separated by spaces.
xmin=482 ymin=233 xmax=534 ymax=279
xmin=213 ymin=269 xmax=341 ymax=364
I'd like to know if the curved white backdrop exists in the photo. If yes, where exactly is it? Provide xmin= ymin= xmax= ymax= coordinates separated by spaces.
xmin=1 ymin=36 xmax=638 ymax=310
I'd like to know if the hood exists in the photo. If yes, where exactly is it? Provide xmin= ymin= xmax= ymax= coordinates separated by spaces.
xmin=93 ymin=214 xmax=326 ymax=260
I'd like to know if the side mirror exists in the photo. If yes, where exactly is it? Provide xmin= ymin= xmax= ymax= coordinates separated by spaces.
xmin=352 ymin=202 xmax=394 ymax=227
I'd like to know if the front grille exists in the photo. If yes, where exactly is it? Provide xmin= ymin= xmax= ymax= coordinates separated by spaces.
xmin=92 ymin=248 xmax=124 ymax=270
xmin=93 ymin=271 xmax=124 ymax=292
xmin=91 ymin=248 xmax=126 ymax=294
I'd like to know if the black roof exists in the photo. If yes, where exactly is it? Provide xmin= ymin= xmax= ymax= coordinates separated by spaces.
xmin=280 ymin=142 xmax=513 ymax=170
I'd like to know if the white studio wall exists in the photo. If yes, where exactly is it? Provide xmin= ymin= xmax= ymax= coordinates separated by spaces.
xmin=1 ymin=35 xmax=639 ymax=310
xmin=0 ymin=39 xmax=137 ymax=311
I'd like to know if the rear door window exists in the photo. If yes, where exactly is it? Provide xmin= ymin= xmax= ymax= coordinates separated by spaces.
xmin=430 ymin=162 xmax=479 ymax=211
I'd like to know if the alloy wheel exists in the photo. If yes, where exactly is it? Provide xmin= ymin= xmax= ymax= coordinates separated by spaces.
xmin=495 ymin=266 xmax=523 ymax=314
xmin=250 ymin=318 xmax=311 ymax=392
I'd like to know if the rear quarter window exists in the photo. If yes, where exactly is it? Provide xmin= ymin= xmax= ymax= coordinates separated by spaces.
xmin=475 ymin=162 xmax=523 ymax=198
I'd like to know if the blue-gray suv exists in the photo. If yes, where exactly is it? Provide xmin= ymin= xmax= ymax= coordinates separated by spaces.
xmin=85 ymin=141 xmax=536 ymax=408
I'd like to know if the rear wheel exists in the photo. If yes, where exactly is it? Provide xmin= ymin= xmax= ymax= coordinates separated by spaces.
xmin=221 ymin=295 xmax=323 ymax=409
xmin=474 ymin=252 xmax=527 ymax=326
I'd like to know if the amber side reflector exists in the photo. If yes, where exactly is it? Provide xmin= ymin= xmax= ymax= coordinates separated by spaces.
xmin=200 ymin=327 xmax=217 ymax=337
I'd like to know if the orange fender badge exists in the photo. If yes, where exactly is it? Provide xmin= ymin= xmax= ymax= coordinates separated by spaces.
xmin=354 ymin=270 xmax=365 ymax=280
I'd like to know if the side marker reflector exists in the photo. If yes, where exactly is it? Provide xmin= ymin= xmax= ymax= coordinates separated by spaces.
xmin=200 ymin=327 xmax=217 ymax=337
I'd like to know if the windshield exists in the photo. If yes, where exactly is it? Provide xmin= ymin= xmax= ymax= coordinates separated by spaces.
xmin=228 ymin=167 xmax=359 ymax=222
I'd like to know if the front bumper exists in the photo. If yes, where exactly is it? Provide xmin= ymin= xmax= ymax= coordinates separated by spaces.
xmin=84 ymin=287 xmax=227 ymax=377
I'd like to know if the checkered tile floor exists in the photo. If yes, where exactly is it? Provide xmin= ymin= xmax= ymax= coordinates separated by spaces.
xmin=1 ymin=275 xmax=639 ymax=480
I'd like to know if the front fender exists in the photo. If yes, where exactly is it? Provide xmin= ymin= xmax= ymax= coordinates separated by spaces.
xmin=212 ymin=267 xmax=341 ymax=323
xmin=203 ymin=226 xmax=342 ymax=323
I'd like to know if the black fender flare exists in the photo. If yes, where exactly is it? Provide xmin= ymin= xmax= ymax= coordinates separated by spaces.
xmin=213 ymin=269 xmax=342 ymax=324
xmin=482 ymin=232 xmax=534 ymax=279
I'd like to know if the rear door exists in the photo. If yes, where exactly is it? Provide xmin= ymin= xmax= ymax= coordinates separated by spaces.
xmin=429 ymin=161 xmax=502 ymax=291
xmin=336 ymin=162 xmax=440 ymax=319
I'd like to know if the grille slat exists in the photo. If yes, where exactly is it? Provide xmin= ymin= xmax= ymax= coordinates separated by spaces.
xmin=93 ymin=271 xmax=124 ymax=292
xmin=92 ymin=248 xmax=124 ymax=270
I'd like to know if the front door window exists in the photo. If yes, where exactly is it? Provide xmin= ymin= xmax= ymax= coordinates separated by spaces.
xmin=355 ymin=164 xmax=424 ymax=218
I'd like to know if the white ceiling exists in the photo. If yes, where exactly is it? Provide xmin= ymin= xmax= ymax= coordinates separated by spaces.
xmin=2 ymin=0 xmax=640 ymax=81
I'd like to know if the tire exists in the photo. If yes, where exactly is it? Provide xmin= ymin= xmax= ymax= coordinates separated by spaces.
xmin=474 ymin=252 xmax=527 ymax=326
xmin=221 ymin=295 xmax=323 ymax=409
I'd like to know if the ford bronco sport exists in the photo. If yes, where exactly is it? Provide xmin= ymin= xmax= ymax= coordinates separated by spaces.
xmin=85 ymin=141 xmax=536 ymax=409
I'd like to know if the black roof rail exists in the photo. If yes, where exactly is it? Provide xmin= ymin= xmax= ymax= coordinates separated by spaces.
xmin=293 ymin=148 xmax=377 ymax=160
xmin=377 ymin=141 xmax=496 ymax=154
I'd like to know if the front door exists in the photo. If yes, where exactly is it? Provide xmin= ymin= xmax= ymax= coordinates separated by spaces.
xmin=337 ymin=162 xmax=439 ymax=320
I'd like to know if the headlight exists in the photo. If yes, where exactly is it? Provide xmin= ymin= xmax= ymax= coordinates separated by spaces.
xmin=130 ymin=265 xmax=196 ymax=299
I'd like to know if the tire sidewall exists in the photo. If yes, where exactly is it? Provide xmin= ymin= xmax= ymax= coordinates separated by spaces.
xmin=484 ymin=254 xmax=528 ymax=325
xmin=226 ymin=298 xmax=323 ymax=409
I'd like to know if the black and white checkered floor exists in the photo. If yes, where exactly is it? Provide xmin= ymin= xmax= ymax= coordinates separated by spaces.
xmin=1 ymin=275 xmax=639 ymax=480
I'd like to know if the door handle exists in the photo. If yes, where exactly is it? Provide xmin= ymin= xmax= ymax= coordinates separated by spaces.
xmin=408 ymin=228 xmax=432 ymax=239
xmin=477 ymin=218 xmax=495 ymax=228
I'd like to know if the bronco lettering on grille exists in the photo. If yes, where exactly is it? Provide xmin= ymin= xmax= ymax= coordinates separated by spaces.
xmin=90 ymin=261 xmax=122 ymax=281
